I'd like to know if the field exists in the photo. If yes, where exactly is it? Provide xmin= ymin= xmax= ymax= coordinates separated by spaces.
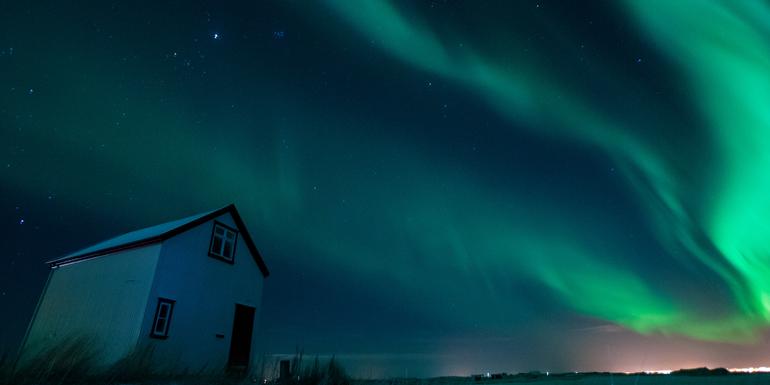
xmin=356 ymin=374 xmax=770 ymax=385
xmin=4 ymin=348 xmax=770 ymax=385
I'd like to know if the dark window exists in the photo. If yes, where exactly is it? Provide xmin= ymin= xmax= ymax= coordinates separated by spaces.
xmin=209 ymin=222 xmax=238 ymax=262
xmin=150 ymin=298 xmax=175 ymax=339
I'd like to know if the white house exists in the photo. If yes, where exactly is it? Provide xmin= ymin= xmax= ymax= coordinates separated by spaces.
xmin=18 ymin=204 xmax=270 ymax=373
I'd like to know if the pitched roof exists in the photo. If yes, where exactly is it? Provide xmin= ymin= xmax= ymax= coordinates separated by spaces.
xmin=47 ymin=204 xmax=270 ymax=277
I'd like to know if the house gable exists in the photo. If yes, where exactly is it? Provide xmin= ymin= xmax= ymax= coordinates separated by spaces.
xmin=138 ymin=211 xmax=265 ymax=371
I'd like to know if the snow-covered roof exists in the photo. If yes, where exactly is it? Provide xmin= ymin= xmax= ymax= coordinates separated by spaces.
xmin=55 ymin=210 xmax=217 ymax=262
xmin=47 ymin=204 xmax=270 ymax=277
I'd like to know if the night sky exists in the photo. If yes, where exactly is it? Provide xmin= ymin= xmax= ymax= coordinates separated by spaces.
xmin=3 ymin=0 xmax=770 ymax=378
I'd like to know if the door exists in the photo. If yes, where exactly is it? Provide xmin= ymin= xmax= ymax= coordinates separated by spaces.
xmin=228 ymin=304 xmax=256 ymax=368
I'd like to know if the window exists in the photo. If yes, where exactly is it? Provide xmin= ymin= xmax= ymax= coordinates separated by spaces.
xmin=151 ymin=298 xmax=175 ymax=339
xmin=209 ymin=222 xmax=238 ymax=262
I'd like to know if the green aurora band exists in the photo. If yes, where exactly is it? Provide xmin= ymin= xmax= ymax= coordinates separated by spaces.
xmin=323 ymin=0 xmax=770 ymax=342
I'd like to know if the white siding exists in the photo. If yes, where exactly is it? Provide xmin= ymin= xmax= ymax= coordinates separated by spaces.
xmin=20 ymin=244 xmax=161 ymax=368
xmin=139 ymin=213 xmax=265 ymax=373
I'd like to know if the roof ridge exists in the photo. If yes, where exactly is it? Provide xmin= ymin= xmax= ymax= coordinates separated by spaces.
xmin=47 ymin=204 xmax=269 ymax=277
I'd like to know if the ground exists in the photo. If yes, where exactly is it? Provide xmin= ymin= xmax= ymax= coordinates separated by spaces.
xmin=354 ymin=374 xmax=770 ymax=385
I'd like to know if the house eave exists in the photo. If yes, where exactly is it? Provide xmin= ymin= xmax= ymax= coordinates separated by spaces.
xmin=47 ymin=237 xmax=164 ymax=268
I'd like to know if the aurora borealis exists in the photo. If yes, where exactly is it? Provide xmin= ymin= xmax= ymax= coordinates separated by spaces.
xmin=3 ymin=0 xmax=770 ymax=377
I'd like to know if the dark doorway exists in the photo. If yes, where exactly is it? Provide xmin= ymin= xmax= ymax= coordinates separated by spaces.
xmin=228 ymin=304 xmax=256 ymax=369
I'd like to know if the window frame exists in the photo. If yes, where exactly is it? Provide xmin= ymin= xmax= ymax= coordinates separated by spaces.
xmin=208 ymin=221 xmax=238 ymax=264
xmin=150 ymin=297 xmax=176 ymax=339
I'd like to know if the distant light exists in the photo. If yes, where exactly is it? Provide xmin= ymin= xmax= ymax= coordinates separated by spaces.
xmin=19 ymin=218 xmax=24 ymax=225
xmin=213 ymin=33 xmax=220 ymax=40
xmin=643 ymin=370 xmax=672 ymax=375
xmin=729 ymin=367 xmax=770 ymax=373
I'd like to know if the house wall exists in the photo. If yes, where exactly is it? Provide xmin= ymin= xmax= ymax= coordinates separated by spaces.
xmin=19 ymin=244 xmax=161 ymax=368
xmin=139 ymin=213 xmax=265 ymax=373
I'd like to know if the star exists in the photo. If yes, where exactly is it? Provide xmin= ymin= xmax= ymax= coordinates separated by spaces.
xmin=213 ymin=33 xmax=220 ymax=40
xmin=19 ymin=218 xmax=24 ymax=225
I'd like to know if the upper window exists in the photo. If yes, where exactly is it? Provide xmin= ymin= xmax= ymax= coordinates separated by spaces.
xmin=209 ymin=222 xmax=238 ymax=262
xmin=150 ymin=298 xmax=175 ymax=339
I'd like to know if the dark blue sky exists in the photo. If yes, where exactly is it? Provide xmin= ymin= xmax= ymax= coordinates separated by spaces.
xmin=3 ymin=0 xmax=770 ymax=377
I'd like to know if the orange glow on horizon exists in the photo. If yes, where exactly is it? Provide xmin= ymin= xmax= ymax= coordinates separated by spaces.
xmin=729 ymin=367 xmax=770 ymax=373
xmin=622 ymin=367 xmax=770 ymax=375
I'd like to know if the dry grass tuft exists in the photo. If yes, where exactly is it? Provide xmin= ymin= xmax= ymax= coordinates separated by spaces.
xmin=276 ymin=350 xmax=351 ymax=385
xmin=1 ymin=341 xmax=288 ymax=385
xmin=1 ymin=341 xmax=350 ymax=385
xmin=5 ymin=336 xmax=99 ymax=384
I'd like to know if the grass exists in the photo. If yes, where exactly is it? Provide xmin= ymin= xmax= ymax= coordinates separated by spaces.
xmin=0 ymin=341 xmax=351 ymax=385
xmin=3 ymin=336 xmax=100 ymax=385
xmin=6 ymin=344 xmax=770 ymax=385
xmin=3 ymin=339 xmax=194 ymax=384
xmin=276 ymin=350 xmax=351 ymax=385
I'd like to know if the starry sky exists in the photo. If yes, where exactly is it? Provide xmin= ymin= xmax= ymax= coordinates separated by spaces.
xmin=3 ymin=0 xmax=770 ymax=378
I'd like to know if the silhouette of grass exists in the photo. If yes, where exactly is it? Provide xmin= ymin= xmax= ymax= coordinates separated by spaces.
xmin=1 ymin=340 xmax=307 ymax=385
xmin=1 ymin=340 xmax=353 ymax=385
xmin=277 ymin=349 xmax=351 ymax=385
xmin=5 ymin=336 xmax=99 ymax=384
